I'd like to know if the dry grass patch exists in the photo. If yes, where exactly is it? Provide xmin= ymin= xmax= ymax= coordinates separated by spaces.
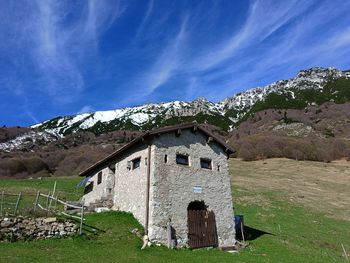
xmin=230 ymin=158 xmax=350 ymax=221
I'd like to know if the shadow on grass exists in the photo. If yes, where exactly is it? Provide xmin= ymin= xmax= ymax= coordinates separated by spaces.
xmin=66 ymin=217 xmax=106 ymax=234
xmin=237 ymin=225 xmax=273 ymax=241
xmin=82 ymin=223 xmax=107 ymax=234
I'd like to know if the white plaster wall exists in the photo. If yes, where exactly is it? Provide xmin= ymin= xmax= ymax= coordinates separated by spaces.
xmin=82 ymin=167 xmax=115 ymax=206
xmin=113 ymin=144 xmax=155 ymax=226
xmin=148 ymin=129 xmax=235 ymax=247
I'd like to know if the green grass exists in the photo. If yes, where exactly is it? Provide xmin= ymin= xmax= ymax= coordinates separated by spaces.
xmin=233 ymin=190 xmax=349 ymax=262
xmin=0 ymin=173 xmax=349 ymax=262
xmin=0 ymin=177 xmax=83 ymax=215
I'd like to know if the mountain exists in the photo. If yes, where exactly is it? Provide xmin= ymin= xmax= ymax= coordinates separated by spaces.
xmin=222 ymin=67 xmax=350 ymax=123
xmin=32 ymin=99 xmax=229 ymax=135
xmin=228 ymin=102 xmax=350 ymax=162
xmin=31 ymin=67 xmax=350 ymax=137
xmin=1 ymin=66 xmax=350 ymax=178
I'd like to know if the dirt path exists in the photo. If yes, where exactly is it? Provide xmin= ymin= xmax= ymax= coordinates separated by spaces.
xmin=230 ymin=158 xmax=350 ymax=221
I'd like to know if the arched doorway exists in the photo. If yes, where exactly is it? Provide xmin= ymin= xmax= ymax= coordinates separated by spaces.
xmin=187 ymin=200 xmax=218 ymax=248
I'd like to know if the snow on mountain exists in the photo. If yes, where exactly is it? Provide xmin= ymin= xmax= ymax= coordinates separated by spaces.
xmin=220 ymin=67 xmax=349 ymax=122
xmin=32 ymin=98 xmax=225 ymax=136
xmin=0 ymin=131 xmax=58 ymax=152
xmin=26 ymin=67 xmax=350 ymax=138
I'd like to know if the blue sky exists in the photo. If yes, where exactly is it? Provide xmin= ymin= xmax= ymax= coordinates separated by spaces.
xmin=1 ymin=0 xmax=350 ymax=126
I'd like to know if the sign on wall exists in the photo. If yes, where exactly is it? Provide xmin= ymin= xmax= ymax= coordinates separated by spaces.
xmin=193 ymin=186 xmax=202 ymax=193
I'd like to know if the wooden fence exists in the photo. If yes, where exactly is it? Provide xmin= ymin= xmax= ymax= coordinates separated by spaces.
xmin=0 ymin=182 xmax=85 ymax=235
xmin=34 ymin=192 xmax=85 ymax=234
xmin=0 ymin=191 xmax=22 ymax=216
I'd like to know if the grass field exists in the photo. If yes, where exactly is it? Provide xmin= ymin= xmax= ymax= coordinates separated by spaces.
xmin=0 ymin=158 xmax=349 ymax=262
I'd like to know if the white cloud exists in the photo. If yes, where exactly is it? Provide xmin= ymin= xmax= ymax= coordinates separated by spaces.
xmin=133 ymin=0 xmax=320 ymax=101
xmin=134 ymin=0 xmax=154 ymax=38
xmin=186 ymin=0 xmax=316 ymax=72
xmin=0 ymin=0 xmax=124 ymax=104
xmin=78 ymin=105 xmax=95 ymax=114
xmin=138 ymin=16 xmax=188 ymax=94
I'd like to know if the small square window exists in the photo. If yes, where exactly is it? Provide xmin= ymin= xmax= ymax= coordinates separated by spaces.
xmin=176 ymin=154 xmax=189 ymax=166
xmin=200 ymin=158 xmax=212 ymax=169
xmin=109 ymin=164 xmax=116 ymax=173
xmin=84 ymin=182 xmax=93 ymax=194
xmin=132 ymin=157 xmax=141 ymax=170
xmin=97 ymin=172 xmax=102 ymax=184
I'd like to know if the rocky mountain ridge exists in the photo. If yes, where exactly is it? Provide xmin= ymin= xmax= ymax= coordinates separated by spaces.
xmin=1 ymin=66 xmax=350 ymax=178
xmin=1 ymin=67 xmax=350 ymax=152
xmin=221 ymin=67 xmax=350 ymax=121
xmin=32 ymin=67 xmax=350 ymax=136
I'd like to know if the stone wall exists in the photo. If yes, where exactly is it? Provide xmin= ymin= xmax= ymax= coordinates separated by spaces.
xmin=0 ymin=217 xmax=78 ymax=242
xmin=79 ymin=127 xmax=235 ymax=248
xmin=113 ymin=144 xmax=154 ymax=226
xmin=149 ymin=129 xmax=236 ymax=247
xmin=82 ymin=166 xmax=115 ymax=206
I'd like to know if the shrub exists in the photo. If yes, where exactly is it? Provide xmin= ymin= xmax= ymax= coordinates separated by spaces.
xmin=21 ymin=157 xmax=50 ymax=174
xmin=0 ymin=158 xmax=26 ymax=176
xmin=238 ymin=142 xmax=256 ymax=161
xmin=233 ymin=133 xmax=350 ymax=162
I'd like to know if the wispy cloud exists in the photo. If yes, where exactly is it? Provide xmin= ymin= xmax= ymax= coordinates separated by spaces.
xmin=33 ymin=0 xmax=124 ymax=102
xmin=135 ymin=0 xmax=350 ymax=101
xmin=186 ymin=0 xmax=316 ymax=72
xmin=1 ymin=0 xmax=350 ymax=126
xmin=198 ymin=3 xmax=350 ymax=96
xmin=78 ymin=105 xmax=95 ymax=114
xmin=25 ymin=109 xmax=39 ymax=124
xmin=137 ymin=16 xmax=188 ymax=94
xmin=1 ymin=0 xmax=124 ymax=103
xmin=134 ymin=0 xmax=154 ymax=38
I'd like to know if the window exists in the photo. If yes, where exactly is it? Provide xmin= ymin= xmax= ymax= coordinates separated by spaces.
xmin=97 ymin=172 xmax=102 ymax=185
xmin=164 ymin=154 xmax=168 ymax=163
xmin=84 ymin=182 xmax=93 ymax=194
xmin=132 ymin=157 xmax=141 ymax=170
xmin=109 ymin=164 xmax=116 ymax=173
xmin=200 ymin=158 xmax=212 ymax=169
xmin=217 ymin=165 xmax=221 ymax=171
xmin=176 ymin=154 xmax=189 ymax=166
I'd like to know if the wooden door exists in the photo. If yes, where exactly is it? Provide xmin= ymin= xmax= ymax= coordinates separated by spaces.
xmin=187 ymin=209 xmax=218 ymax=248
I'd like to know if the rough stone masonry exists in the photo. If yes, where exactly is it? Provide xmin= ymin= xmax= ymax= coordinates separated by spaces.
xmin=0 ymin=217 xmax=78 ymax=242
xmin=79 ymin=123 xmax=236 ymax=248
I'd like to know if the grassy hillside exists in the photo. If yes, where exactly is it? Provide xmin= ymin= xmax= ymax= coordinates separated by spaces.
xmin=0 ymin=159 xmax=349 ymax=262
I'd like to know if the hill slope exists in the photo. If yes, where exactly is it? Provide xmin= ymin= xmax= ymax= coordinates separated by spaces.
xmin=1 ymin=159 xmax=349 ymax=262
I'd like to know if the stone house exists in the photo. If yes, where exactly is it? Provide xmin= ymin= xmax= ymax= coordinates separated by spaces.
xmin=79 ymin=123 xmax=236 ymax=249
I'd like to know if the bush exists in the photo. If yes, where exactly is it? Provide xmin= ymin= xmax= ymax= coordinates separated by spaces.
xmin=0 ymin=158 xmax=26 ymax=176
xmin=238 ymin=142 xmax=257 ymax=161
xmin=21 ymin=157 xmax=50 ymax=174
xmin=233 ymin=134 xmax=350 ymax=162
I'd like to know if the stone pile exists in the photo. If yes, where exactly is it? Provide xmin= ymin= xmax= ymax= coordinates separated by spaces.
xmin=0 ymin=217 xmax=78 ymax=242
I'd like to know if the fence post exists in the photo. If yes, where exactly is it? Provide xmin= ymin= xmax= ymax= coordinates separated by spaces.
xmin=34 ymin=191 xmax=40 ymax=212
xmin=53 ymin=195 xmax=58 ymax=210
xmin=14 ymin=192 xmax=22 ymax=216
xmin=0 ymin=191 xmax=4 ymax=217
xmin=46 ymin=191 xmax=51 ymax=216
xmin=48 ymin=181 xmax=57 ymax=210
xmin=79 ymin=202 xmax=84 ymax=235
